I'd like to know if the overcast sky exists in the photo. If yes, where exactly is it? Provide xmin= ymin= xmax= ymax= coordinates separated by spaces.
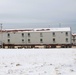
xmin=0 ymin=0 xmax=76 ymax=31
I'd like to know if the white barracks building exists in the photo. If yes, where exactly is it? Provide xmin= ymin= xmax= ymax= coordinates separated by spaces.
xmin=72 ymin=33 xmax=76 ymax=45
xmin=0 ymin=27 xmax=72 ymax=48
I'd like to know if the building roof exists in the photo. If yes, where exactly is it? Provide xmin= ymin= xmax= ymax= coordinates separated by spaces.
xmin=35 ymin=27 xmax=71 ymax=32
xmin=0 ymin=27 xmax=71 ymax=32
xmin=72 ymin=33 xmax=76 ymax=36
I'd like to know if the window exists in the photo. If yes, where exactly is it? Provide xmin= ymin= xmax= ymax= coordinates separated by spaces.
xmin=28 ymin=33 xmax=30 ymax=37
xmin=22 ymin=33 xmax=24 ymax=37
xmin=73 ymin=36 xmax=75 ymax=39
xmin=22 ymin=39 xmax=24 ymax=43
xmin=66 ymin=38 xmax=68 ymax=42
xmin=53 ymin=32 xmax=55 ymax=36
xmin=8 ymin=39 xmax=10 ymax=43
xmin=40 ymin=39 xmax=43 ymax=43
xmin=28 ymin=39 xmax=30 ymax=43
xmin=66 ymin=32 xmax=68 ymax=36
xmin=73 ymin=39 xmax=75 ymax=42
xmin=53 ymin=38 xmax=55 ymax=42
xmin=7 ymin=33 xmax=10 ymax=38
xmin=40 ymin=33 xmax=43 ymax=37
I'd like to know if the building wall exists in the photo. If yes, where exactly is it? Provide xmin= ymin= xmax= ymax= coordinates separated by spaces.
xmin=3 ymin=32 xmax=22 ymax=44
xmin=72 ymin=34 xmax=76 ymax=45
xmin=0 ymin=30 xmax=72 ymax=46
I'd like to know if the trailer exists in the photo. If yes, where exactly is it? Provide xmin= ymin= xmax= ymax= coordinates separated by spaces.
xmin=0 ymin=27 xmax=72 ymax=48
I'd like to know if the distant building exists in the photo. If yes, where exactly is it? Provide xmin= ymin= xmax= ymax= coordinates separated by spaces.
xmin=0 ymin=27 xmax=72 ymax=48
xmin=72 ymin=33 xmax=76 ymax=45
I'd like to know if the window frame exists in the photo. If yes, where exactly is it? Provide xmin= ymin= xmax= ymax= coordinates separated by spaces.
xmin=22 ymin=39 xmax=24 ymax=43
xmin=40 ymin=33 xmax=43 ymax=37
xmin=53 ymin=38 xmax=55 ymax=43
xmin=40 ymin=39 xmax=43 ymax=43
xmin=28 ymin=33 xmax=30 ymax=37
xmin=7 ymin=33 xmax=10 ymax=38
xmin=53 ymin=32 xmax=55 ymax=37
xmin=22 ymin=33 xmax=24 ymax=37
xmin=65 ymin=32 xmax=68 ymax=36
xmin=66 ymin=38 xmax=68 ymax=42
xmin=8 ymin=39 xmax=10 ymax=43
xmin=28 ymin=39 xmax=30 ymax=43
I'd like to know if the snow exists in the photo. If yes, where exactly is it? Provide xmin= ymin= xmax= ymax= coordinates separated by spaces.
xmin=0 ymin=48 xmax=76 ymax=75
xmin=3 ymin=27 xmax=71 ymax=32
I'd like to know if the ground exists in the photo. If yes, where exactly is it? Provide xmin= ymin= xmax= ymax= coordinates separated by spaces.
xmin=0 ymin=48 xmax=76 ymax=75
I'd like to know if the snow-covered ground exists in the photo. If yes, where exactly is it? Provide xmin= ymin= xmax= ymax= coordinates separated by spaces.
xmin=0 ymin=48 xmax=76 ymax=75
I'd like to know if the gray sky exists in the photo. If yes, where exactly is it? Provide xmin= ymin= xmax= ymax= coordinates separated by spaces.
xmin=0 ymin=0 xmax=76 ymax=32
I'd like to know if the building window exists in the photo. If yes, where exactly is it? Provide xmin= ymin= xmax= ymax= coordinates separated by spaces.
xmin=22 ymin=39 xmax=24 ymax=43
xmin=28 ymin=39 xmax=30 ymax=43
xmin=7 ymin=33 xmax=10 ymax=38
xmin=66 ymin=32 xmax=68 ymax=36
xmin=8 ymin=39 xmax=10 ymax=43
xmin=73 ymin=36 xmax=75 ymax=39
xmin=66 ymin=38 xmax=68 ymax=42
xmin=73 ymin=39 xmax=75 ymax=42
xmin=53 ymin=32 xmax=55 ymax=36
xmin=28 ymin=33 xmax=30 ymax=37
xmin=40 ymin=39 xmax=43 ymax=43
xmin=53 ymin=38 xmax=55 ymax=42
xmin=40 ymin=33 xmax=43 ymax=37
xmin=22 ymin=33 xmax=24 ymax=37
